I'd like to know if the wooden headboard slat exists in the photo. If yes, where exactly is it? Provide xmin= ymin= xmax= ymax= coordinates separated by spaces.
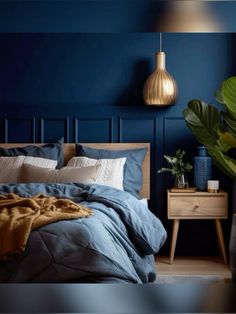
xmin=0 ymin=143 xmax=150 ymax=199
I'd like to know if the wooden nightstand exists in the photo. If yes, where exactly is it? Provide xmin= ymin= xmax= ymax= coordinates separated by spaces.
xmin=167 ymin=190 xmax=228 ymax=264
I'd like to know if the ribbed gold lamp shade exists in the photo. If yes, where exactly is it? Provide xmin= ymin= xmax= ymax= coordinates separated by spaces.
xmin=143 ymin=52 xmax=178 ymax=106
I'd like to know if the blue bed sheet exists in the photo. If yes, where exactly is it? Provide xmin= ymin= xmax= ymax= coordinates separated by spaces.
xmin=0 ymin=183 xmax=167 ymax=283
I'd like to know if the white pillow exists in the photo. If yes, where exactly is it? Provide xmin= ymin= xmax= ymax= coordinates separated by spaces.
xmin=0 ymin=156 xmax=57 ymax=183
xmin=67 ymin=156 xmax=126 ymax=190
xmin=20 ymin=163 xmax=101 ymax=184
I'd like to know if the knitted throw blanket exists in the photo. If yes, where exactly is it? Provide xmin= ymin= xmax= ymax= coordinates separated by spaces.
xmin=0 ymin=193 xmax=92 ymax=261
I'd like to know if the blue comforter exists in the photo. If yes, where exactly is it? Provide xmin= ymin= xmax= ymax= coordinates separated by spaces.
xmin=0 ymin=183 xmax=167 ymax=283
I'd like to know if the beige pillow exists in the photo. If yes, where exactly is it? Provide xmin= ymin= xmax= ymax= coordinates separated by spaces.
xmin=20 ymin=163 xmax=101 ymax=184
xmin=0 ymin=156 xmax=57 ymax=183
xmin=67 ymin=156 xmax=126 ymax=190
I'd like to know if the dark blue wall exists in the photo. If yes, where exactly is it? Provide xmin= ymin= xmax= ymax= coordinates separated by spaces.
xmin=1 ymin=0 xmax=236 ymax=32
xmin=0 ymin=1 xmax=235 ymax=255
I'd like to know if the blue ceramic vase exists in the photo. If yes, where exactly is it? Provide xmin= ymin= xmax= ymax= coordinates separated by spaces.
xmin=193 ymin=146 xmax=212 ymax=191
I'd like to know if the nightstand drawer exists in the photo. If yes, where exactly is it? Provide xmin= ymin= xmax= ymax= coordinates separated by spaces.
xmin=168 ymin=195 xmax=227 ymax=218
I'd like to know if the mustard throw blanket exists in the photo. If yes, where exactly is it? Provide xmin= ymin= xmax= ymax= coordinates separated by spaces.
xmin=0 ymin=193 xmax=92 ymax=261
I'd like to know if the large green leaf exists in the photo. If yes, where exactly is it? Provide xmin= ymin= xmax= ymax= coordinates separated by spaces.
xmin=207 ymin=145 xmax=236 ymax=178
xmin=183 ymin=99 xmax=221 ymax=147
xmin=217 ymin=131 xmax=236 ymax=150
xmin=183 ymin=77 xmax=236 ymax=179
xmin=215 ymin=83 xmax=225 ymax=105
xmin=221 ymin=76 xmax=236 ymax=119
xmin=222 ymin=111 xmax=236 ymax=139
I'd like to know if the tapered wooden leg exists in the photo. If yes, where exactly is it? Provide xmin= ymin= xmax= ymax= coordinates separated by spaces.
xmin=170 ymin=219 xmax=180 ymax=264
xmin=215 ymin=219 xmax=227 ymax=264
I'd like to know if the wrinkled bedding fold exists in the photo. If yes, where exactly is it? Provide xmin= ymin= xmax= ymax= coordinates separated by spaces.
xmin=0 ymin=193 xmax=92 ymax=261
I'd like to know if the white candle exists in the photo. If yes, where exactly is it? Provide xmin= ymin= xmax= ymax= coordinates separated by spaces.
xmin=207 ymin=180 xmax=219 ymax=192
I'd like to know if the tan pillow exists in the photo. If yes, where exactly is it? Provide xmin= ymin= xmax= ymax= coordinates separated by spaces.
xmin=0 ymin=156 xmax=57 ymax=183
xmin=20 ymin=163 xmax=101 ymax=184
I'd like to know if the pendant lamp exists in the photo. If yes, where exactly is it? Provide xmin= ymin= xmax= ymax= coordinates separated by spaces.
xmin=143 ymin=33 xmax=178 ymax=106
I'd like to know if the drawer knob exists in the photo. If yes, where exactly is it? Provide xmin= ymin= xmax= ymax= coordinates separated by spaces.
xmin=193 ymin=205 xmax=199 ymax=210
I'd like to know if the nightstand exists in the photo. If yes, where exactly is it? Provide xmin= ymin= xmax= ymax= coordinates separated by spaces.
xmin=167 ymin=190 xmax=228 ymax=264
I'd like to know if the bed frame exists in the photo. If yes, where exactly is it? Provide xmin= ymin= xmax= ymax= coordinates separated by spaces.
xmin=0 ymin=143 xmax=150 ymax=199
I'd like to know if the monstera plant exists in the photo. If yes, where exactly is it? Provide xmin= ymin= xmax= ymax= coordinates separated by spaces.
xmin=184 ymin=76 xmax=236 ymax=281
xmin=183 ymin=76 xmax=236 ymax=179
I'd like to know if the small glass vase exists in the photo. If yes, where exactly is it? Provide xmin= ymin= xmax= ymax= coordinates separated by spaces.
xmin=174 ymin=173 xmax=189 ymax=189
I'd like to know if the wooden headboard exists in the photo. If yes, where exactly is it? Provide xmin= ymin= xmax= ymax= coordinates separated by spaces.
xmin=0 ymin=143 xmax=150 ymax=199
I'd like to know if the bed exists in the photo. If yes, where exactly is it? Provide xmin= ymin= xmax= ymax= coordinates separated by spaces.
xmin=0 ymin=142 xmax=167 ymax=283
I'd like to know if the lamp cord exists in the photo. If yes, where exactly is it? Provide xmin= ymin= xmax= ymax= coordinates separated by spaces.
xmin=160 ymin=32 xmax=162 ymax=52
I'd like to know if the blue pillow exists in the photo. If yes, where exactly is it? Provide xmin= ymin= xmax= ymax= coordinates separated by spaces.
xmin=0 ymin=138 xmax=64 ymax=168
xmin=76 ymin=144 xmax=147 ymax=198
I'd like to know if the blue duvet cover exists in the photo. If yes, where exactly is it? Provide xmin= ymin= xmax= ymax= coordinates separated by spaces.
xmin=0 ymin=183 xmax=166 ymax=283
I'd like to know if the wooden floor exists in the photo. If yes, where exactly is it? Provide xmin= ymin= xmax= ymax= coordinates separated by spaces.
xmin=155 ymin=256 xmax=232 ymax=279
